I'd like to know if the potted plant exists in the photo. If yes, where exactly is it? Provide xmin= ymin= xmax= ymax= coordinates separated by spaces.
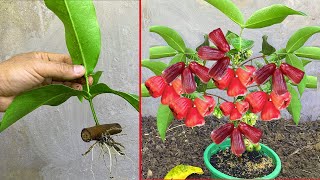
xmin=142 ymin=0 xmax=319 ymax=178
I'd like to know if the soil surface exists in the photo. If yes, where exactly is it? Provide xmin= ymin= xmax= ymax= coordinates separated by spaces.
xmin=142 ymin=116 xmax=320 ymax=179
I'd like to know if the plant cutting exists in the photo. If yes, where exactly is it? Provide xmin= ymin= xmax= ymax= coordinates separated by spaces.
xmin=0 ymin=0 xmax=138 ymax=163
xmin=142 ymin=0 xmax=319 ymax=178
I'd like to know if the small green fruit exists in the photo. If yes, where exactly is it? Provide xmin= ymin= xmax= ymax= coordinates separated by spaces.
xmin=253 ymin=143 xmax=261 ymax=151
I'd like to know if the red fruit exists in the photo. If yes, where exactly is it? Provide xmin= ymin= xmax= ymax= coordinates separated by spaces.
xmin=194 ymin=95 xmax=216 ymax=117
xmin=270 ymin=91 xmax=291 ymax=110
xmin=253 ymin=63 xmax=276 ymax=85
xmin=231 ymin=128 xmax=245 ymax=156
xmin=209 ymin=57 xmax=230 ymax=81
xmin=181 ymin=67 xmax=196 ymax=94
xmin=208 ymin=28 xmax=230 ymax=52
xmin=145 ymin=76 xmax=167 ymax=98
xmin=210 ymin=123 xmax=234 ymax=144
xmin=235 ymin=101 xmax=249 ymax=114
xmin=161 ymin=85 xmax=180 ymax=105
xmin=220 ymin=102 xmax=234 ymax=116
xmin=227 ymin=77 xmax=247 ymax=97
xmin=197 ymin=46 xmax=225 ymax=60
xmin=189 ymin=62 xmax=211 ymax=83
xmin=236 ymin=65 xmax=256 ymax=86
xmin=214 ymin=68 xmax=234 ymax=90
xmin=280 ymin=63 xmax=305 ymax=84
xmin=185 ymin=107 xmax=205 ymax=127
xmin=171 ymin=78 xmax=183 ymax=95
xmin=162 ymin=62 xmax=185 ymax=83
xmin=169 ymin=97 xmax=193 ymax=120
xmin=245 ymin=91 xmax=268 ymax=113
xmin=238 ymin=122 xmax=263 ymax=144
xmin=261 ymin=101 xmax=281 ymax=121
xmin=272 ymin=69 xmax=287 ymax=95
xmin=230 ymin=108 xmax=242 ymax=120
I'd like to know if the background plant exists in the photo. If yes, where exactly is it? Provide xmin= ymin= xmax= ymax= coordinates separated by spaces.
xmin=142 ymin=0 xmax=319 ymax=156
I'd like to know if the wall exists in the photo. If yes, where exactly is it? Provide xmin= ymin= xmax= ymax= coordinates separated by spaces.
xmin=0 ymin=0 xmax=139 ymax=179
xmin=142 ymin=0 xmax=320 ymax=120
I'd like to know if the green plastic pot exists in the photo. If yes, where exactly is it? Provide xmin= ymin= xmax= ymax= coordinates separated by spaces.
xmin=204 ymin=139 xmax=281 ymax=179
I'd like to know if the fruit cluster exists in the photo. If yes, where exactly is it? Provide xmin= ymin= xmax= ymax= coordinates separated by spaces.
xmin=145 ymin=28 xmax=305 ymax=156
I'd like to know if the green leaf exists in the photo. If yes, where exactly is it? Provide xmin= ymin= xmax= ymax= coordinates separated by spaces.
xmin=149 ymin=46 xmax=178 ymax=59
xmin=0 ymin=85 xmax=87 ymax=132
xmin=260 ymin=35 xmax=276 ymax=55
xmin=142 ymin=59 xmax=167 ymax=76
xmin=286 ymin=54 xmax=306 ymax=95
xmin=90 ymin=83 xmax=139 ymax=111
xmin=205 ymin=0 xmax=244 ymax=27
xmin=91 ymin=71 xmax=103 ymax=86
xmin=196 ymin=34 xmax=209 ymax=51
xmin=245 ymin=4 xmax=305 ymax=29
xmin=226 ymin=31 xmax=239 ymax=45
xmin=267 ymin=48 xmax=287 ymax=62
xmin=295 ymin=46 xmax=320 ymax=60
xmin=44 ymin=0 xmax=101 ymax=75
xmin=286 ymin=84 xmax=302 ymax=125
xmin=169 ymin=53 xmax=186 ymax=66
xmin=150 ymin=26 xmax=186 ymax=53
xmin=306 ymin=76 xmax=318 ymax=89
xmin=286 ymin=26 xmax=320 ymax=53
xmin=141 ymin=83 xmax=151 ymax=97
xmin=302 ymin=59 xmax=312 ymax=66
xmin=157 ymin=104 xmax=174 ymax=141
xmin=231 ymin=37 xmax=254 ymax=51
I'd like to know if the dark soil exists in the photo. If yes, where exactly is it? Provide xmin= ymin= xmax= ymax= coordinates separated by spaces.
xmin=142 ymin=116 xmax=320 ymax=179
xmin=210 ymin=148 xmax=274 ymax=178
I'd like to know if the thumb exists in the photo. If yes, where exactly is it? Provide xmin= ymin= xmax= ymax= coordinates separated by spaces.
xmin=36 ymin=61 xmax=86 ymax=80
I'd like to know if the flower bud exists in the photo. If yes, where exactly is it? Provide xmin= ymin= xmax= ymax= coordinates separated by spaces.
xmin=210 ymin=123 xmax=234 ymax=144
xmin=280 ymin=63 xmax=305 ymax=84
xmin=189 ymin=62 xmax=211 ymax=83
xmin=145 ymin=76 xmax=167 ymax=98
xmin=162 ymin=62 xmax=185 ymax=83
xmin=253 ymin=63 xmax=276 ymax=85
xmin=197 ymin=46 xmax=225 ymax=60
xmin=181 ymin=67 xmax=196 ymax=94
xmin=209 ymin=28 xmax=230 ymax=52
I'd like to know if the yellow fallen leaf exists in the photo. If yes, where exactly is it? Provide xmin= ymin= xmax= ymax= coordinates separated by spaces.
xmin=164 ymin=164 xmax=204 ymax=180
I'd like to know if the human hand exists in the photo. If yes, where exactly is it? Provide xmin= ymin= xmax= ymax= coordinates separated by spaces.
xmin=0 ymin=52 xmax=93 ymax=112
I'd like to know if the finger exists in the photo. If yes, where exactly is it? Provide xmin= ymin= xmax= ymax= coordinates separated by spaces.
xmin=88 ymin=76 xmax=94 ymax=85
xmin=69 ymin=76 xmax=93 ymax=85
xmin=36 ymin=61 xmax=85 ymax=81
xmin=33 ymin=52 xmax=72 ymax=64
xmin=71 ymin=83 xmax=83 ymax=91
xmin=0 ymin=96 xmax=15 ymax=112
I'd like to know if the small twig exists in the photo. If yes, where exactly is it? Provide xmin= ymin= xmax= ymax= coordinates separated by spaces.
xmin=206 ymin=93 xmax=229 ymax=102
xmin=240 ymin=56 xmax=264 ymax=66
xmin=166 ymin=124 xmax=185 ymax=132
xmin=301 ymin=169 xmax=312 ymax=174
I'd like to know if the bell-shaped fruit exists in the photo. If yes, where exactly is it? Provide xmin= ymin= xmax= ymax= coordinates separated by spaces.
xmin=253 ymin=63 xmax=276 ymax=85
xmin=162 ymin=62 xmax=185 ymax=83
xmin=231 ymin=128 xmax=245 ymax=157
xmin=214 ymin=68 xmax=234 ymax=90
xmin=272 ymin=69 xmax=287 ymax=95
xmin=194 ymin=95 xmax=216 ymax=117
xmin=238 ymin=122 xmax=263 ymax=144
xmin=230 ymin=107 xmax=243 ymax=120
xmin=171 ymin=78 xmax=183 ymax=95
xmin=209 ymin=57 xmax=230 ymax=81
xmin=280 ymin=63 xmax=305 ymax=84
xmin=181 ymin=67 xmax=196 ymax=94
xmin=220 ymin=102 xmax=234 ymax=116
xmin=261 ymin=101 xmax=281 ymax=121
xmin=161 ymin=85 xmax=180 ymax=105
xmin=245 ymin=91 xmax=268 ymax=113
xmin=185 ymin=107 xmax=205 ymax=127
xmin=145 ymin=76 xmax=167 ymax=98
xmin=227 ymin=77 xmax=247 ymax=97
xmin=270 ymin=91 xmax=291 ymax=110
xmin=169 ymin=97 xmax=193 ymax=120
xmin=235 ymin=101 xmax=249 ymax=114
xmin=208 ymin=28 xmax=230 ymax=52
xmin=189 ymin=62 xmax=211 ymax=83
xmin=210 ymin=123 xmax=234 ymax=144
xmin=236 ymin=65 xmax=256 ymax=86
xmin=197 ymin=46 xmax=225 ymax=60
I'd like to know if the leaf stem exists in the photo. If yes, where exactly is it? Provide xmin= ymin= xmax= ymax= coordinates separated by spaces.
xmin=240 ymin=55 xmax=264 ymax=66
xmin=89 ymin=99 xmax=99 ymax=125
xmin=206 ymin=93 xmax=228 ymax=102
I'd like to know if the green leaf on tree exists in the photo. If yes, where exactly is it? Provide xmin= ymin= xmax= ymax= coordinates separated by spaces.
xmin=157 ymin=104 xmax=174 ymax=141
xmin=267 ymin=48 xmax=287 ymax=62
xmin=196 ymin=34 xmax=209 ymax=51
xmin=260 ymin=35 xmax=276 ymax=55
xmin=226 ymin=31 xmax=239 ymax=45
xmin=142 ymin=59 xmax=167 ymax=76
xmin=302 ymin=59 xmax=312 ymax=67
xmin=90 ymin=83 xmax=139 ymax=111
xmin=150 ymin=26 xmax=186 ymax=53
xmin=0 ymin=85 xmax=88 ymax=133
xmin=306 ymin=76 xmax=318 ymax=89
xmin=295 ymin=46 xmax=320 ymax=60
xmin=286 ymin=84 xmax=302 ymax=125
xmin=286 ymin=26 xmax=320 ymax=53
xmin=141 ymin=83 xmax=151 ymax=97
xmin=149 ymin=46 xmax=178 ymax=59
xmin=245 ymin=4 xmax=305 ymax=29
xmin=91 ymin=71 xmax=103 ymax=86
xmin=205 ymin=0 xmax=245 ymax=27
xmin=169 ymin=53 xmax=186 ymax=66
xmin=231 ymin=37 xmax=254 ymax=51
xmin=44 ymin=0 xmax=101 ymax=75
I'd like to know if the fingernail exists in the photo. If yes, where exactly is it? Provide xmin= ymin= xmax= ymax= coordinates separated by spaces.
xmin=74 ymin=65 xmax=85 ymax=75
